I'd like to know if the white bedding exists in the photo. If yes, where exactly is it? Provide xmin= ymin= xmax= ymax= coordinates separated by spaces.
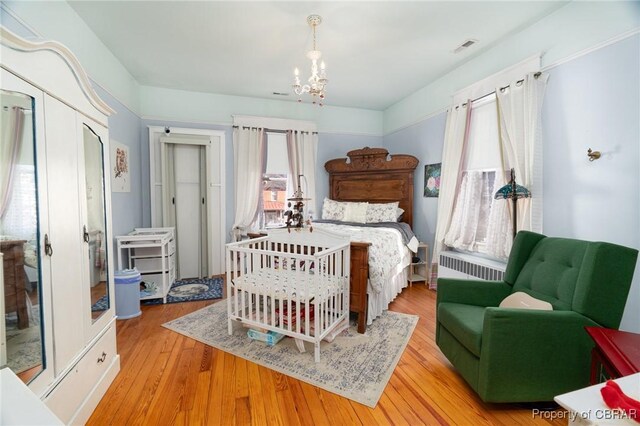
xmin=312 ymin=222 xmax=412 ymax=324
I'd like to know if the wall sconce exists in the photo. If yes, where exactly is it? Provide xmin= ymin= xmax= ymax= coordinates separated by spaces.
xmin=587 ymin=148 xmax=601 ymax=162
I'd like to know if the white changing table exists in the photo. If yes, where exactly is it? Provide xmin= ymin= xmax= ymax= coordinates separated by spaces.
xmin=115 ymin=227 xmax=176 ymax=303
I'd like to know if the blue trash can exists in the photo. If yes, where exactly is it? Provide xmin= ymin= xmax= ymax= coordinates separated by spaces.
xmin=114 ymin=268 xmax=142 ymax=319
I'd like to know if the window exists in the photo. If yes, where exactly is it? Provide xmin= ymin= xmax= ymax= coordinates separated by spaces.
xmin=256 ymin=132 xmax=289 ymax=229
xmin=1 ymin=164 xmax=37 ymax=241
xmin=444 ymin=94 xmax=511 ymax=258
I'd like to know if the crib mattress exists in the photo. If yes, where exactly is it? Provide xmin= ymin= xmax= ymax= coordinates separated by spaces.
xmin=231 ymin=268 xmax=345 ymax=301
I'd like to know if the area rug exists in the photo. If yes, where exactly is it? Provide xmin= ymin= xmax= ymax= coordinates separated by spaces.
xmin=5 ymin=304 xmax=42 ymax=374
xmin=140 ymin=277 xmax=223 ymax=305
xmin=163 ymin=300 xmax=418 ymax=407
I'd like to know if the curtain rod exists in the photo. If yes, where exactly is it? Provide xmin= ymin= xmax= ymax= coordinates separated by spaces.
xmin=458 ymin=71 xmax=543 ymax=109
xmin=232 ymin=125 xmax=318 ymax=134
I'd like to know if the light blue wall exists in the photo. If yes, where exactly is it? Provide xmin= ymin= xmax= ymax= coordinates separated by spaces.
xmin=1 ymin=0 xmax=141 ymax=113
xmin=93 ymin=86 xmax=144 ymax=238
xmin=383 ymin=113 xmax=447 ymax=255
xmin=140 ymin=86 xmax=383 ymax=136
xmin=383 ymin=34 xmax=640 ymax=332
xmin=384 ymin=1 xmax=640 ymax=134
xmin=316 ymin=133 xmax=384 ymax=215
xmin=542 ymin=34 xmax=640 ymax=332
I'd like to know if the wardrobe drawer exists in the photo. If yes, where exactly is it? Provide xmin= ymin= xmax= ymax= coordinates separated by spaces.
xmin=45 ymin=325 xmax=117 ymax=424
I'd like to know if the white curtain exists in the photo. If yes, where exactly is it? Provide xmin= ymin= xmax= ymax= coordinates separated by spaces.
xmin=286 ymin=130 xmax=318 ymax=218
xmin=496 ymin=72 xmax=549 ymax=234
xmin=483 ymin=170 xmax=512 ymax=258
xmin=430 ymin=102 xmax=471 ymax=289
xmin=231 ymin=126 xmax=265 ymax=241
xmin=0 ymin=107 xmax=25 ymax=218
xmin=444 ymin=170 xmax=512 ymax=259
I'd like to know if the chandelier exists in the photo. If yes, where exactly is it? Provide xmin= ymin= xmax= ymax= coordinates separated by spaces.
xmin=292 ymin=14 xmax=328 ymax=106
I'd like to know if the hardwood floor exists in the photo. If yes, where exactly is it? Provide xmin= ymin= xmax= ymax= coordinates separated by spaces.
xmin=88 ymin=285 xmax=566 ymax=425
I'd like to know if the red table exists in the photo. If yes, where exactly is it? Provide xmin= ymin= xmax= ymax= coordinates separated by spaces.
xmin=585 ymin=326 xmax=640 ymax=385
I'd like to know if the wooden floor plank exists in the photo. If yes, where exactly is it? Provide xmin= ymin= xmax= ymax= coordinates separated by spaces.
xmin=87 ymin=287 xmax=567 ymax=426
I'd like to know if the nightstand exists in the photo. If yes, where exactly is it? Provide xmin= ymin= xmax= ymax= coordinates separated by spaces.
xmin=585 ymin=326 xmax=640 ymax=385
xmin=408 ymin=242 xmax=429 ymax=286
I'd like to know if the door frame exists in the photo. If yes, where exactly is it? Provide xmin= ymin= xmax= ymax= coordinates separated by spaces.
xmin=148 ymin=126 xmax=225 ymax=275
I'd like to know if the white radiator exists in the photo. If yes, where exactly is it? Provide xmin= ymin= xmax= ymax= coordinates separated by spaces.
xmin=439 ymin=251 xmax=506 ymax=281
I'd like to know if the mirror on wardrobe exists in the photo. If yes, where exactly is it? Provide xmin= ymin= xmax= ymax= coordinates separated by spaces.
xmin=82 ymin=126 xmax=110 ymax=322
xmin=0 ymin=89 xmax=45 ymax=383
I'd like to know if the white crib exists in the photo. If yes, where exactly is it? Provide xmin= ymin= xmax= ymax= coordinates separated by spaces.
xmin=226 ymin=227 xmax=351 ymax=362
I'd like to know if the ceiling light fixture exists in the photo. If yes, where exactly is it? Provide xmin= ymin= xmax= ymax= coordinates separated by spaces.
xmin=292 ymin=14 xmax=327 ymax=106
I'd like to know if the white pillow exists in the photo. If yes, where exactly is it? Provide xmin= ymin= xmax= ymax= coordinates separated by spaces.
xmin=396 ymin=208 xmax=405 ymax=221
xmin=499 ymin=292 xmax=553 ymax=311
xmin=365 ymin=202 xmax=399 ymax=223
xmin=343 ymin=202 xmax=369 ymax=223
xmin=321 ymin=198 xmax=346 ymax=221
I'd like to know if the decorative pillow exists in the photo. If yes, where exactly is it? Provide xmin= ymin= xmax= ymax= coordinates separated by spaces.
xmin=396 ymin=208 xmax=405 ymax=221
xmin=365 ymin=202 xmax=399 ymax=223
xmin=499 ymin=292 xmax=553 ymax=310
xmin=343 ymin=202 xmax=369 ymax=223
xmin=321 ymin=198 xmax=346 ymax=220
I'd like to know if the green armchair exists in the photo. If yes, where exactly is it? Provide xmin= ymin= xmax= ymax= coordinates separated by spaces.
xmin=436 ymin=231 xmax=638 ymax=403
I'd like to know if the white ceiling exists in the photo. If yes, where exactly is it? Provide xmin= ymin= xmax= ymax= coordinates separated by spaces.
xmin=69 ymin=1 xmax=568 ymax=111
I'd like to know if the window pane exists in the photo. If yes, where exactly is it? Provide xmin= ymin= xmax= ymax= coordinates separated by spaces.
xmin=257 ymin=133 xmax=289 ymax=229
xmin=465 ymin=94 xmax=502 ymax=171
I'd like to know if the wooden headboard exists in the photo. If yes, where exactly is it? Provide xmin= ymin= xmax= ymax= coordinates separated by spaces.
xmin=324 ymin=147 xmax=419 ymax=227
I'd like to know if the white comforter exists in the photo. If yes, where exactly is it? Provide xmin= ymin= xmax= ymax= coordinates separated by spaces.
xmin=312 ymin=222 xmax=412 ymax=294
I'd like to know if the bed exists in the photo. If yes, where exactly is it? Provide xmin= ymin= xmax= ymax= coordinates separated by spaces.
xmin=319 ymin=147 xmax=419 ymax=332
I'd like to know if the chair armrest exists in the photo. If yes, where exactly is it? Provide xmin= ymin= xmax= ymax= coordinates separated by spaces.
xmin=482 ymin=307 xmax=599 ymax=348
xmin=478 ymin=308 xmax=599 ymax=401
xmin=436 ymin=278 xmax=511 ymax=307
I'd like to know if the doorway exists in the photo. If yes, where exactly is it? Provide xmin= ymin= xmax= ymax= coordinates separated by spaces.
xmin=160 ymin=139 xmax=207 ymax=279
xmin=149 ymin=127 xmax=225 ymax=277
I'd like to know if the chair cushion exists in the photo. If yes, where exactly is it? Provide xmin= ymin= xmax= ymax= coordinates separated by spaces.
xmin=499 ymin=291 xmax=553 ymax=310
xmin=438 ymin=303 xmax=486 ymax=357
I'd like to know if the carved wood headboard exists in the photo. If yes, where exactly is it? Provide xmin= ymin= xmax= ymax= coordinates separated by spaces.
xmin=324 ymin=147 xmax=419 ymax=227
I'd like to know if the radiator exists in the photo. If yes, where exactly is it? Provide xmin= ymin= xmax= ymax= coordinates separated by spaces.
xmin=439 ymin=251 xmax=506 ymax=281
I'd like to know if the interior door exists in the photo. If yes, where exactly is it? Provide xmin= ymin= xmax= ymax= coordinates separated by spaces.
xmin=153 ymin=131 xmax=224 ymax=276
xmin=174 ymin=144 xmax=205 ymax=279
xmin=161 ymin=141 xmax=207 ymax=279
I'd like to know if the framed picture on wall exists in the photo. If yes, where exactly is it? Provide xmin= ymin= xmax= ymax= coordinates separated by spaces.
xmin=424 ymin=163 xmax=441 ymax=197
xmin=111 ymin=140 xmax=130 ymax=192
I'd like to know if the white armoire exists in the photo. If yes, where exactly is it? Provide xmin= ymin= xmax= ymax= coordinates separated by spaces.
xmin=0 ymin=27 xmax=120 ymax=424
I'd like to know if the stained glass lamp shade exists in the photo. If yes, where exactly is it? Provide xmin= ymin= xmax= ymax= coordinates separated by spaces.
xmin=494 ymin=168 xmax=531 ymax=238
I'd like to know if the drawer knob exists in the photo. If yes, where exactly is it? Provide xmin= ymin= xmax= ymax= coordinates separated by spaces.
xmin=97 ymin=352 xmax=107 ymax=363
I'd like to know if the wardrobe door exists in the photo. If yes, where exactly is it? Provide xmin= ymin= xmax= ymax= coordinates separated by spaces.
xmin=77 ymin=116 xmax=114 ymax=341
xmin=0 ymin=69 xmax=55 ymax=395
xmin=43 ymin=95 xmax=85 ymax=373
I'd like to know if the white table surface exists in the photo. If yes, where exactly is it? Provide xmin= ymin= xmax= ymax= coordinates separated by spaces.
xmin=554 ymin=373 xmax=640 ymax=425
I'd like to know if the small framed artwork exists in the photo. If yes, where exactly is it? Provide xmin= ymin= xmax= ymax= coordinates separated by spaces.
xmin=424 ymin=163 xmax=441 ymax=197
xmin=111 ymin=140 xmax=130 ymax=192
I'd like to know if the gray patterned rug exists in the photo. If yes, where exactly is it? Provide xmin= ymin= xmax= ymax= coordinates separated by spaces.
xmin=163 ymin=300 xmax=418 ymax=407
